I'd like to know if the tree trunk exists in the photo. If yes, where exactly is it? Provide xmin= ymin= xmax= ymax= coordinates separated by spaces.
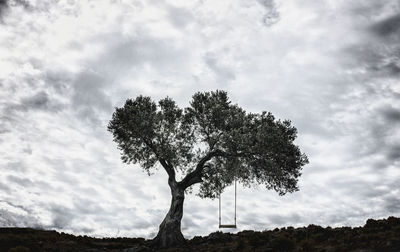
xmin=153 ymin=182 xmax=186 ymax=248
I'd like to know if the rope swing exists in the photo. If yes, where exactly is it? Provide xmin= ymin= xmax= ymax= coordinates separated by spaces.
xmin=218 ymin=179 xmax=237 ymax=228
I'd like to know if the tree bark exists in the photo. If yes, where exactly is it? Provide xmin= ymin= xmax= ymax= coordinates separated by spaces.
xmin=152 ymin=151 xmax=219 ymax=248
xmin=153 ymin=181 xmax=186 ymax=248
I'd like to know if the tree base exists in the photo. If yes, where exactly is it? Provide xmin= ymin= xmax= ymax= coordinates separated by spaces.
xmin=152 ymin=229 xmax=186 ymax=248
xmin=153 ymin=182 xmax=186 ymax=248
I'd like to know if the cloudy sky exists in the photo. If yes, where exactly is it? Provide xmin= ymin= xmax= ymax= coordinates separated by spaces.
xmin=1 ymin=0 xmax=400 ymax=239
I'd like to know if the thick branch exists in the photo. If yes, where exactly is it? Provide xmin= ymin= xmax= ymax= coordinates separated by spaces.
xmin=178 ymin=148 xmax=257 ymax=189
xmin=160 ymin=159 xmax=176 ymax=182
xmin=178 ymin=149 xmax=224 ymax=189
xmin=143 ymin=138 xmax=176 ymax=182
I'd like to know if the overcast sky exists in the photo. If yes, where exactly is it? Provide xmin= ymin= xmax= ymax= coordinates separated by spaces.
xmin=0 ymin=0 xmax=399 ymax=239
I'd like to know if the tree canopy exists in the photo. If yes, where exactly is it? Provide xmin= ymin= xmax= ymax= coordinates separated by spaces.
xmin=108 ymin=90 xmax=308 ymax=198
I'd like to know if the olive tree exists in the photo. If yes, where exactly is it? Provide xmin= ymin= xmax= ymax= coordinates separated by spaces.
xmin=108 ymin=90 xmax=308 ymax=248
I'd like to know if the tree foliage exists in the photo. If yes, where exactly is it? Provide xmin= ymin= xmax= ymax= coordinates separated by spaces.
xmin=108 ymin=90 xmax=308 ymax=198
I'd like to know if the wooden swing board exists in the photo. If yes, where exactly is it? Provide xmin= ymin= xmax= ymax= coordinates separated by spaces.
xmin=219 ymin=224 xmax=237 ymax=228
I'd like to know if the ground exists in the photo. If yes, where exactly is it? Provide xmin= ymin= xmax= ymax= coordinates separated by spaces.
xmin=1 ymin=216 xmax=400 ymax=251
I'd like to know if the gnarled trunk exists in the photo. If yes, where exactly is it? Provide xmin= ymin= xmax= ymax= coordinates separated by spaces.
xmin=153 ymin=181 xmax=185 ymax=248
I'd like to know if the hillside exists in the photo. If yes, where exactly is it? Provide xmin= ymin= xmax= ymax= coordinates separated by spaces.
xmin=1 ymin=216 xmax=400 ymax=252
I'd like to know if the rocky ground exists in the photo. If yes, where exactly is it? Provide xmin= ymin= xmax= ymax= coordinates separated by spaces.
xmin=1 ymin=216 xmax=400 ymax=252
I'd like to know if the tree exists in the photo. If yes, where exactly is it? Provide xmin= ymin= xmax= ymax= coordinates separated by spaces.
xmin=108 ymin=90 xmax=308 ymax=248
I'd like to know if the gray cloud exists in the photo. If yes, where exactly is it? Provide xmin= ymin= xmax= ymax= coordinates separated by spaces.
xmin=349 ymin=2 xmax=389 ymax=19
xmin=0 ymin=208 xmax=41 ymax=227
xmin=344 ymin=44 xmax=400 ymax=78
xmin=0 ymin=0 xmax=30 ymax=18
xmin=91 ymin=32 xmax=190 ymax=73
xmin=1 ymin=91 xmax=63 ymax=123
xmin=51 ymin=205 xmax=74 ymax=229
xmin=0 ymin=181 xmax=11 ymax=193
xmin=166 ymin=5 xmax=194 ymax=29
xmin=73 ymin=196 xmax=104 ymax=215
xmin=7 ymin=175 xmax=34 ymax=187
xmin=355 ymin=103 xmax=400 ymax=168
xmin=43 ymin=69 xmax=71 ymax=93
xmin=3 ymin=161 xmax=27 ymax=172
xmin=329 ymin=5 xmax=400 ymax=175
xmin=370 ymin=14 xmax=400 ymax=38
xmin=72 ymin=70 xmax=111 ymax=125
xmin=67 ymin=31 xmax=193 ymax=127
xmin=0 ymin=0 xmax=7 ymax=17
xmin=257 ymin=0 xmax=279 ymax=26
xmin=0 ymin=127 xmax=11 ymax=134
xmin=182 ymin=216 xmax=200 ymax=232
xmin=327 ymin=177 xmax=381 ymax=200
xmin=340 ymin=8 xmax=400 ymax=80
xmin=0 ymin=200 xmax=32 ymax=214
xmin=381 ymin=106 xmax=400 ymax=123
xmin=204 ymin=52 xmax=235 ymax=82
xmin=384 ymin=195 xmax=400 ymax=213
xmin=386 ymin=144 xmax=400 ymax=161
xmin=6 ymin=172 xmax=53 ymax=193
xmin=267 ymin=213 xmax=301 ymax=226
xmin=365 ymin=105 xmax=400 ymax=164
xmin=20 ymin=91 xmax=52 ymax=110
xmin=131 ymin=219 xmax=152 ymax=229
xmin=240 ymin=212 xmax=267 ymax=228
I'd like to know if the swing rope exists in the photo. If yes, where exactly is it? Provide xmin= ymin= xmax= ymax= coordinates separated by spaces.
xmin=218 ymin=179 xmax=237 ymax=228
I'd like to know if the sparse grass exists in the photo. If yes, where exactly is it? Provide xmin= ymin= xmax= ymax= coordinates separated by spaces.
xmin=0 ymin=216 xmax=399 ymax=251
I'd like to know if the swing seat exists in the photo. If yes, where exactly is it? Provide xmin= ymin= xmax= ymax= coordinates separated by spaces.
xmin=219 ymin=224 xmax=237 ymax=228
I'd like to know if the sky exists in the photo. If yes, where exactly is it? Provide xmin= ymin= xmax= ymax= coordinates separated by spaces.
xmin=0 ymin=0 xmax=399 ymax=239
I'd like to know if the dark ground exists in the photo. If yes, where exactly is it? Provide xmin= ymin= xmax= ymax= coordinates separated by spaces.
xmin=1 ymin=216 xmax=400 ymax=252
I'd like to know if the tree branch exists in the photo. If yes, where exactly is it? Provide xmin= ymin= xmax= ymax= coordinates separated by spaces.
xmin=142 ymin=138 xmax=176 ymax=182
xmin=178 ymin=148 xmax=258 ymax=189
xmin=159 ymin=158 xmax=176 ymax=181
xmin=178 ymin=149 xmax=224 ymax=189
